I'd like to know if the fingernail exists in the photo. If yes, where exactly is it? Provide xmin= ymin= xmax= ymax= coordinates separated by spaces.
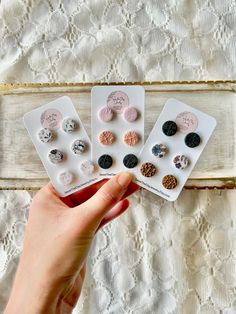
xmin=117 ymin=171 xmax=133 ymax=189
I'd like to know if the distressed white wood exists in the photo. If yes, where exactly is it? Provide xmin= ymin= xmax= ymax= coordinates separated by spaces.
xmin=0 ymin=82 xmax=235 ymax=189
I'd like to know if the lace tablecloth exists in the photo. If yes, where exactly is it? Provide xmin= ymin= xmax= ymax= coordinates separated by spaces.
xmin=1 ymin=1 xmax=236 ymax=313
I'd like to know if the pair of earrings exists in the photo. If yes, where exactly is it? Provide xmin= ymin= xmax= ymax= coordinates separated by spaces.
xmin=151 ymin=144 xmax=190 ymax=170
xmin=98 ymin=106 xmax=139 ymax=123
xmin=162 ymin=120 xmax=201 ymax=148
xmin=97 ymin=153 xmax=139 ymax=169
xmin=139 ymin=162 xmax=178 ymax=189
xmin=48 ymin=140 xmax=86 ymax=164
xmin=98 ymin=130 xmax=139 ymax=146
xmin=38 ymin=118 xmax=77 ymax=143
xmin=58 ymin=160 xmax=95 ymax=186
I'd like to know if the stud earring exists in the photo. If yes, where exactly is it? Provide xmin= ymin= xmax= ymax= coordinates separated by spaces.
xmin=58 ymin=171 xmax=73 ymax=186
xmin=151 ymin=143 xmax=168 ymax=158
xmin=80 ymin=160 xmax=95 ymax=175
xmin=71 ymin=139 xmax=86 ymax=154
xmin=173 ymin=154 xmax=189 ymax=169
xmin=123 ymin=130 xmax=139 ymax=146
xmin=184 ymin=132 xmax=201 ymax=148
xmin=140 ymin=162 xmax=157 ymax=177
xmin=123 ymin=106 xmax=138 ymax=122
xmin=98 ymin=106 xmax=114 ymax=122
xmin=123 ymin=154 xmax=138 ymax=168
xmin=62 ymin=118 xmax=78 ymax=133
xmin=162 ymin=120 xmax=177 ymax=136
xmin=48 ymin=149 xmax=64 ymax=163
xmin=38 ymin=128 xmax=54 ymax=143
xmin=98 ymin=130 xmax=115 ymax=145
xmin=98 ymin=154 xmax=113 ymax=169
xmin=162 ymin=175 xmax=178 ymax=189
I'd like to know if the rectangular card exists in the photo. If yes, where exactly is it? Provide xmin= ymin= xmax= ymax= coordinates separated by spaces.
xmin=133 ymin=98 xmax=217 ymax=201
xmin=91 ymin=85 xmax=145 ymax=177
xmin=23 ymin=96 xmax=99 ymax=197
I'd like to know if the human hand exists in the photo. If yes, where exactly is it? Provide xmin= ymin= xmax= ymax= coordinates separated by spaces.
xmin=5 ymin=172 xmax=139 ymax=314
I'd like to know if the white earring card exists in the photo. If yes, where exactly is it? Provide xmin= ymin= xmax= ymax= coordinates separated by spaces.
xmin=23 ymin=96 xmax=99 ymax=197
xmin=91 ymin=85 xmax=145 ymax=178
xmin=133 ymin=98 xmax=217 ymax=201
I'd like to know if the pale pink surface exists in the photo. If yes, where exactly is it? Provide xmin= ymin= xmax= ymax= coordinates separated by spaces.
xmin=98 ymin=106 xmax=113 ymax=122
xmin=123 ymin=106 xmax=138 ymax=122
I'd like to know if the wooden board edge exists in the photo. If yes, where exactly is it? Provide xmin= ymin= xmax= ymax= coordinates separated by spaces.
xmin=0 ymin=81 xmax=236 ymax=95
xmin=1 ymin=177 xmax=235 ymax=191
xmin=1 ymin=81 xmax=235 ymax=191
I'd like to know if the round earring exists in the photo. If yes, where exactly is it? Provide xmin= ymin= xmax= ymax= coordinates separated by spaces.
xmin=140 ymin=162 xmax=157 ymax=177
xmin=48 ymin=149 xmax=64 ymax=163
xmin=162 ymin=120 xmax=177 ymax=136
xmin=151 ymin=143 xmax=168 ymax=158
xmin=58 ymin=171 xmax=73 ymax=186
xmin=123 ymin=154 xmax=138 ymax=168
xmin=80 ymin=160 xmax=95 ymax=175
xmin=123 ymin=130 xmax=139 ymax=146
xmin=38 ymin=128 xmax=54 ymax=143
xmin=184 ymin=132 xmax=201 ymax=148
xmin=98 ymin=130 xmax=115 ymax=145
xmin=98 ymin=106 xmax=114 ymax=122
xmin=162 ymin=175 xmax=178 ymax=189
xmin=62 ymin=118 xmax=78 ymax=133
xmin=71 ymin=139 xmax=86 ymax=154
xmin=123 ymin=106 xmax=138 ymax=122
xmin=173 ymin=154 xmax=189 ymax=169
xmin=98 ymin=154 xmax=113 ymax=169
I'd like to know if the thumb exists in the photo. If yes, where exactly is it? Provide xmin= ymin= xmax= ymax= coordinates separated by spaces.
xmin=75 ymin=172 xmax=133 ymax=228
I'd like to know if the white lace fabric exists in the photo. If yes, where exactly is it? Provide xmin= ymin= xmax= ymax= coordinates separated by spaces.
xmin=0 ymin=0 xmax=236 ymax=313
xmin=0 ymin=0 xmax=236 ymax=82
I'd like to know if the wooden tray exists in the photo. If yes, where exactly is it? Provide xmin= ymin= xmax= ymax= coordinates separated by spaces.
xmin=0 ymin=81 xmax=236 ymax=191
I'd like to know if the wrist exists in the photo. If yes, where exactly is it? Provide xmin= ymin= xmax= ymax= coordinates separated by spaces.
xmin=5 ymin=271 xmax=60 ymax=314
